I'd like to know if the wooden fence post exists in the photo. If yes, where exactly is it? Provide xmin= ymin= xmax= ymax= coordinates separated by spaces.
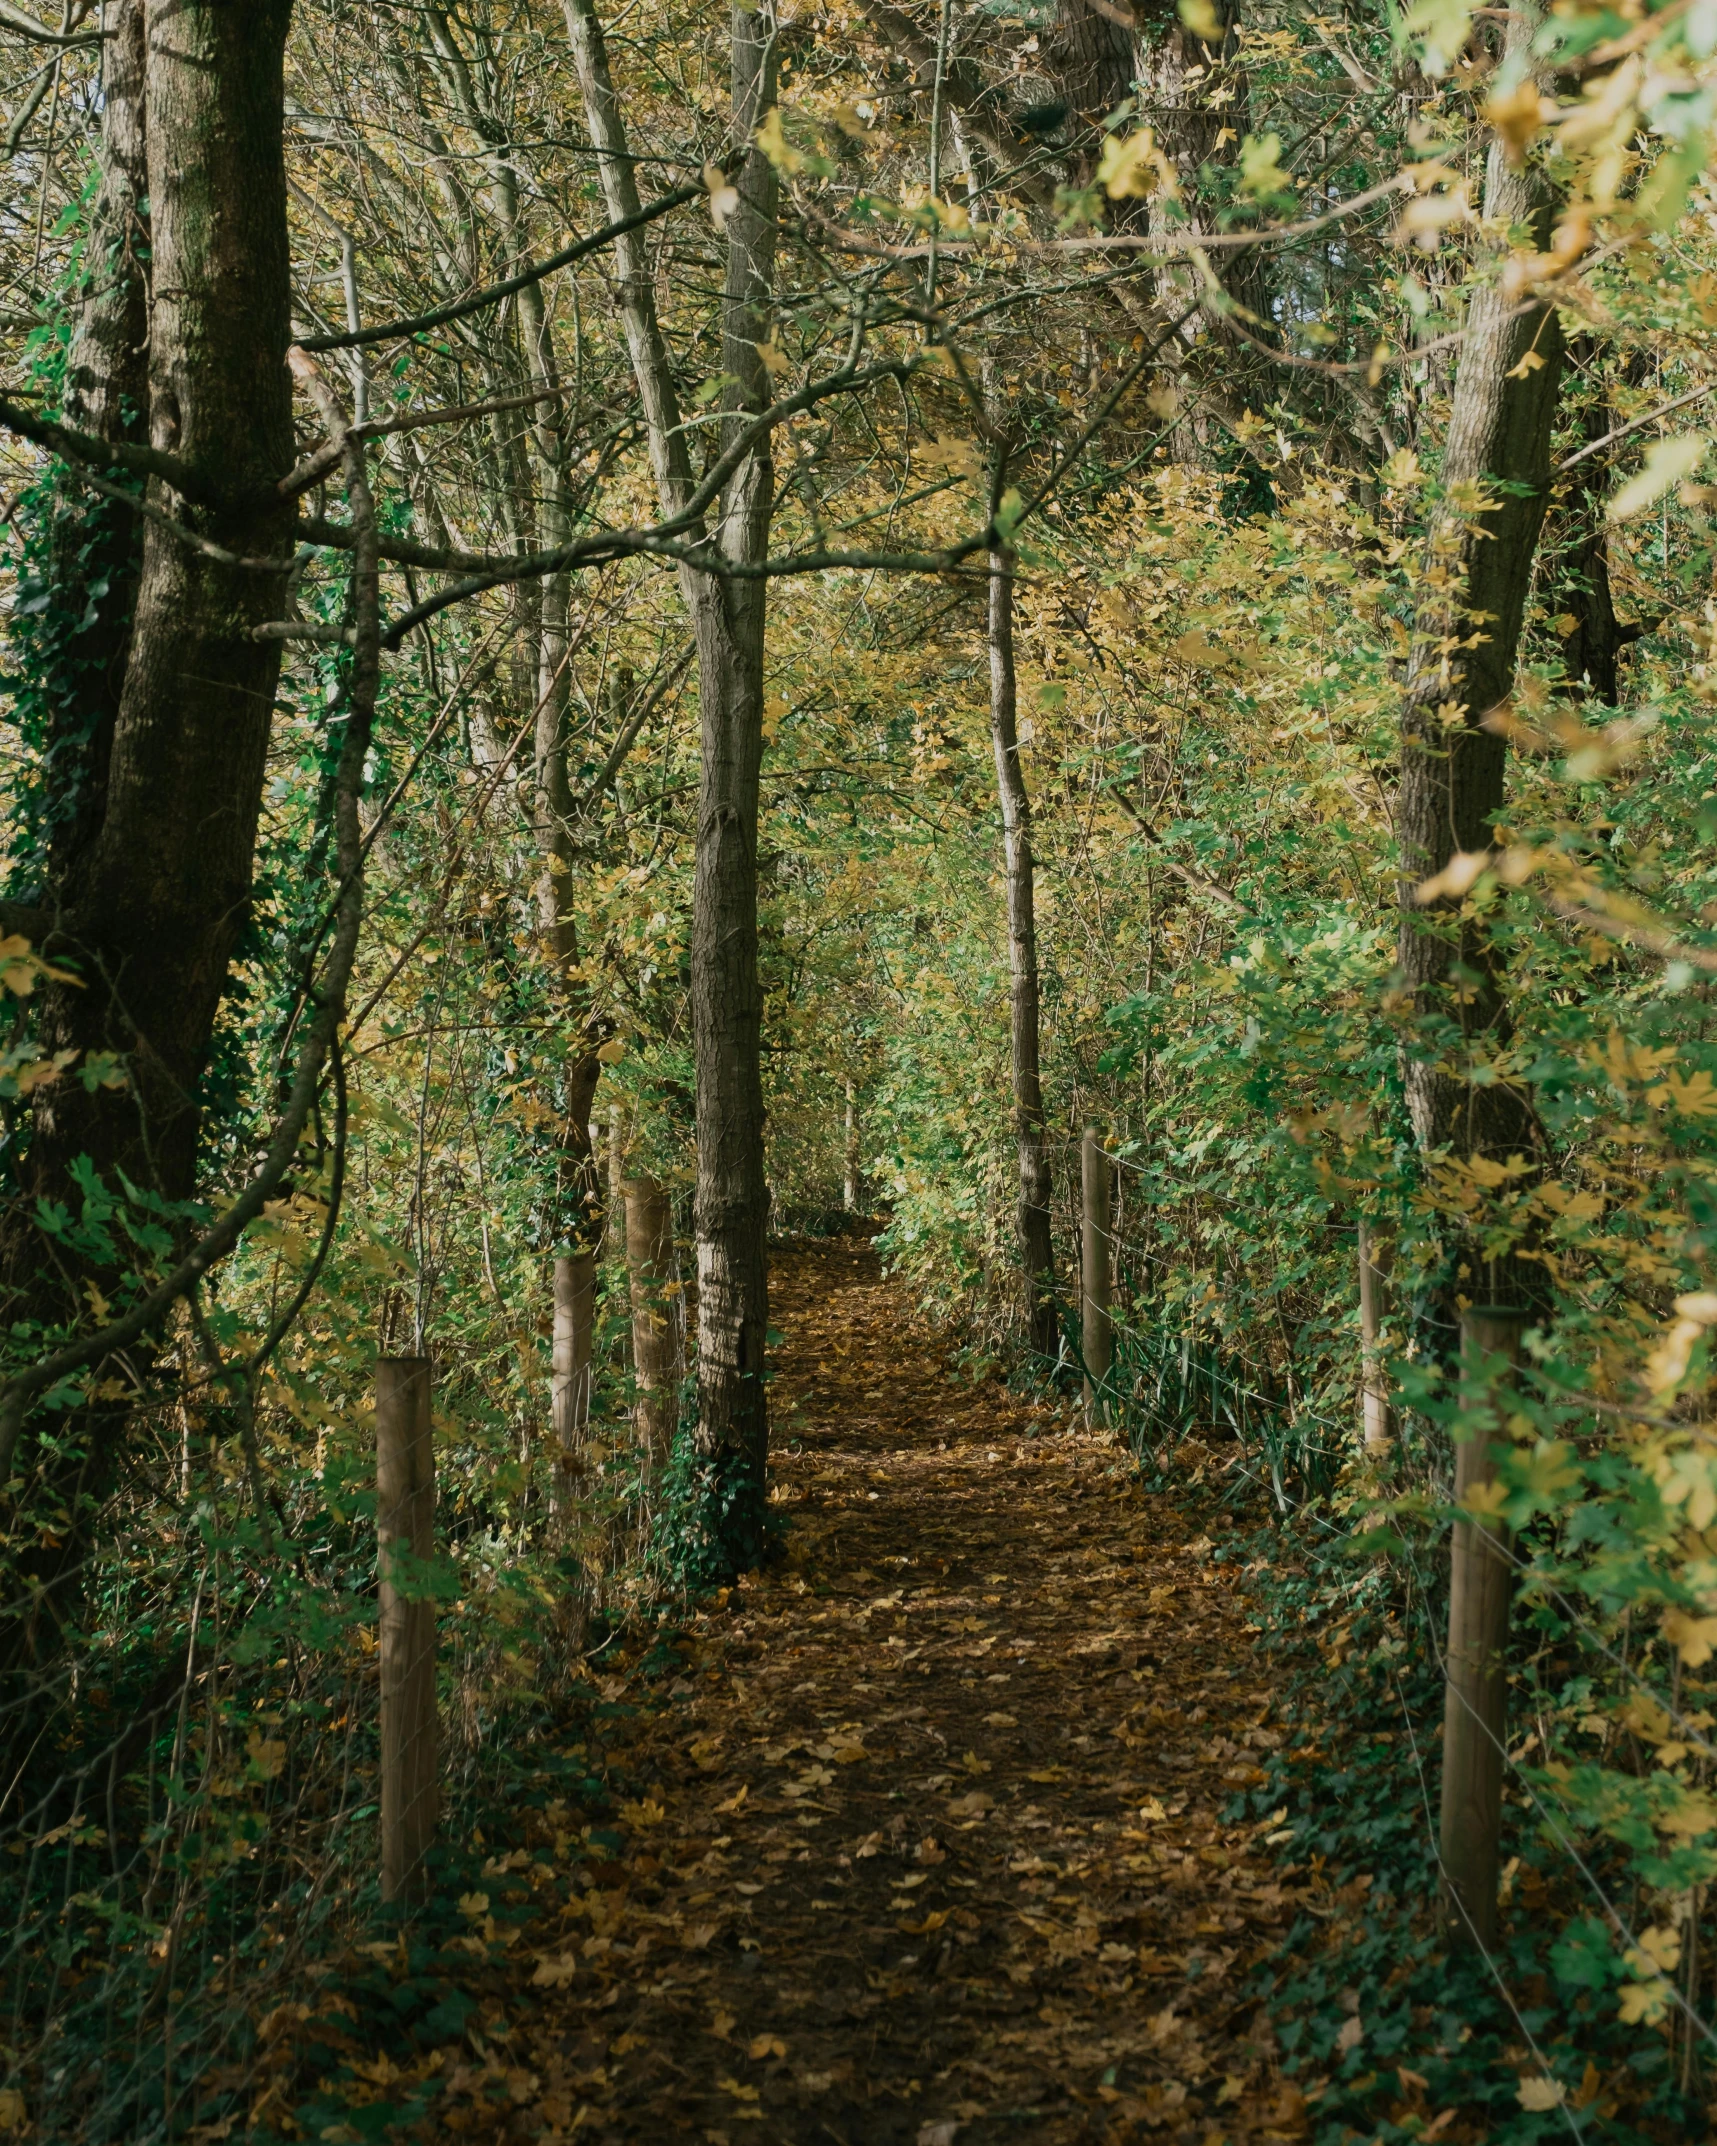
xmin=1358 ymin=1221 xmax=1395 ymax=1459
xmin=1438 ymin=1306 xmax=1525 ymax=1951
xmin=377 ymin=1356 xmax=437 ymax=1904
xmin=625 ymin=1173 xmax=684 ymax=1467
xmin=1081 ymin=1127 xmax=1113 ymax=1427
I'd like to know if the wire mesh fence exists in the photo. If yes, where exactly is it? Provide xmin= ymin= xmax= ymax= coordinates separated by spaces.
xmin=0 ymin=1271 xmax=671 ymax=2142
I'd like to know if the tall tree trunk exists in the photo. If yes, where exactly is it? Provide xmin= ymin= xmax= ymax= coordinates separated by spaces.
xmin=625 ymin=1173 xmax=684 ymax=1468
xmin=1557 ymin=340 xmax=1646 ymax=706
xmin=418 ymin=10 xmax=610 ymax=1465
xmin=565 ymin=0 xmax=778 ymax=1577
xmin=1397 ymin=121 xmax=1563 ymax=1312
xmin=1 ymin=0 xmax=298 ymax=1667
xmin=988 ymin=538 xmax=1058 ymax=1360
xmin=844 ymin=1078 xmax=861 ymax=1214
xmin=30 ymin=0 xmax=149 ymax=899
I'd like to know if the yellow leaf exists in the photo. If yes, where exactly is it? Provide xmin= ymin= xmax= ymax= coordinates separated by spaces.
xmin=245 ymin=1730 xmax=287 ymax=1781
xmin=531 ymin=1953 xmax=579 ymax=1988
xmin=457 ymin=1892 xmax=490 ymax=1920
xmin=1459 ymin=1478 xmax=1510 ymax=1521
xmin=747 ymin=2034 xmax=786 ymax=2060
xmin=1627 ymin=1923 xmax=1682 ymax=1976
xmin=1416 ymin=849 xmax=1489 ymax=903
xmin=754 ymin=107 xmax=804 ymax=175
xmin=1516 ymin=2075 xmax=1566 ymax=2112
xmin=1096 ymin=127 xmax=1172 ymax=201
xmin=1237 ymin=132 xmax=1295 ymax=201
xmin=1660 ymin=1787 xmax=1717 ymax=1840
xmin=1618 ymin=1977 xmax=1671 ymax=2025
xmin=1667 ymin=1070 xmax=1717 ymax=1116
xmin=1665 ymin=1607 xmax=1717 ymax=1668
xmin=703 ymin=162 xmax=739 ymax=229
xmin=1608 ymin=434 xmax=1706 ymax=521
xmin=1487 ymin=79 xmax=1553 ymax=162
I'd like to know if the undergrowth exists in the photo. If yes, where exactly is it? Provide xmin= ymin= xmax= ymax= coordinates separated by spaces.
xmin=1219 ymin=1509 xmax=1711 ymax=2144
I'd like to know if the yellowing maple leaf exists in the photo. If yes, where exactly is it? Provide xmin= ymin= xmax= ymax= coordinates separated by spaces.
xmin=1663 ymin=1607 xmax=1717 ymax=1668
xmin=1096 ymin=127 xmax=1173 ymax=201
xmin=1666 ymin=1070 xmax=1717 ymax=1117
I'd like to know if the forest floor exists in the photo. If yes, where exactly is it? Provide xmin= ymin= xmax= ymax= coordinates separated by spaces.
xmin=410 ymin=1240 xmax=1324 ymax=2143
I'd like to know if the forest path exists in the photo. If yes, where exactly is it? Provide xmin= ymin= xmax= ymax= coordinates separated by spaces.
xmin=482 ymin=1241 xmax=1307 ymax=2143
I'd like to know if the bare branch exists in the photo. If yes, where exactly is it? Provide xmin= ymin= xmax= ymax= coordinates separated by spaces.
xmin=294 ymin=181 xmax=706 ymax=353
xmin=0 ymin=0 xmax=106 ymax=46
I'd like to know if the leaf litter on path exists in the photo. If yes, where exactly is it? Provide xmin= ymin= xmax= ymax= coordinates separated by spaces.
xmin=364 ymin=1242 xmax=1325 ymax=2142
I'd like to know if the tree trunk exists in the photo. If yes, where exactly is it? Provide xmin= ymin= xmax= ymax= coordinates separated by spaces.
xmin=1358 ymin=1221 xmax=1395 ymax=1459
xmin=565 ymin=0 xmax=778 ymax=1577
xmin=844 ymin=1078 xmax=861 ymax=1214
xmin=1397 ymin=123 xmax=1563 ymax=1311
xmin=29 ymin=0 xmax=149 ymax=899
xmin=988 ymin=539 xmax=1058 ymax=1360
xmin=550 ymin=1249 xmax=595 ymax=1525
xmin=1557 ymin=342 xmax=1645 ymax=706
xmin=0 ymin=1 xmax=297 ymax=1669
xmin=1048 ymin=0 xmax=1136 ymax=133
xmin=1081 ymin=1126 xmax=1113 ymax=1425
xmin=625 ymin=1173 xmax=684 ymax=1468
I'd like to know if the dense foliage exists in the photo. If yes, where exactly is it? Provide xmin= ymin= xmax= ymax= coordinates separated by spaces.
xmin=7 ymin=0 xmax=1717 ymax=2134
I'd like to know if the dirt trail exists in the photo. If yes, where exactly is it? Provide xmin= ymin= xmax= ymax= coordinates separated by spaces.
xmin=460 ymin=1242 xmax=1308 ymax=2142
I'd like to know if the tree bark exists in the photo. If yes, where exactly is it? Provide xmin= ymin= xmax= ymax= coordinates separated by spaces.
xmin=1397 ymin=127 xmax=1563 ymax=1294
xmin=0 ymin=1 xmax=297 ymax=1669
xmin=30 ymin=0 xmax=149 ymax=897
xmin=1048 ymin=0 xmax=1136 ymax=130
xmin=625 ymin=1173 xmax=684 ymax=1468
xmin=1557 ymin=342 xmax=1645 ymax=706
xmin=565 ymin=0 xmax=777 ymax=1576
xmin=988 ymin=537 xmax=1058 ymax=1360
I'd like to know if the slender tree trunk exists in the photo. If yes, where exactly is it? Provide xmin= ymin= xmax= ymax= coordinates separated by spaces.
xmin=0 ymin=1 xmax=297 ymax=1669
xmin=625 ymin=1173 xmax=684 ymax=1468
xmin=566 ymin=0 xmax=778 ymax=1576
xmin=1558 ymin=339 xmax=1646 ymax=705
xmin=1397 ymin=114 xmax=1563 ymax=1314
xmin=550 ymin=1250 xmax=595 ymax=1522
xmin=428 ymin=19 xmax=615 ymax=1488
xmin=988 ymin=538 xmax=1058 ymax=1359
xmin=844 ymin=1078 xmax=861 ymax=1214
xmin=1358 ymin=1221 xmax=1395 ymax=1459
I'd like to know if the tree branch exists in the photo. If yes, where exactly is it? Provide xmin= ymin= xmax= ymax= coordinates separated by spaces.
xmin=294 ymin=181 xmax=706 ymax=352
xmin=0 ymin=0 xmax=106 ymax=46
xmin=0 ymin=391 xmax=221 ymax=506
